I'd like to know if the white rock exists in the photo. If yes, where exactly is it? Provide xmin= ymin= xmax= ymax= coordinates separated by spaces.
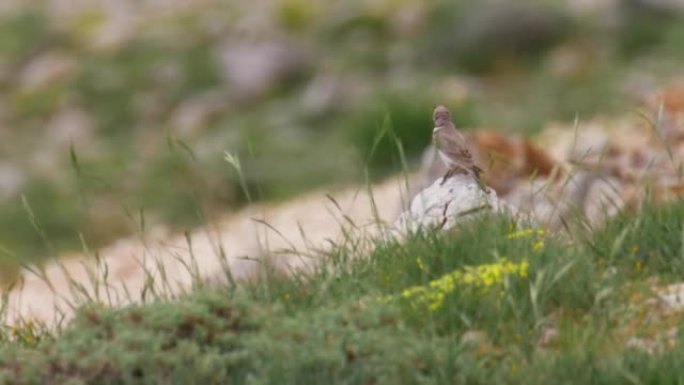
xmin=392 ymin=174 xmax=519 ymax=236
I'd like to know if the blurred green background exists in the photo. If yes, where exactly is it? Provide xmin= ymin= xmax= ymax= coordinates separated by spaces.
xmin=1 ymin=0 xmax=684 ymax=267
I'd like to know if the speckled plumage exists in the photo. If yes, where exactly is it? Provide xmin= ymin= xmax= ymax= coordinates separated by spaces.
xmin=432 ymin=105 xmax=487 ymax=191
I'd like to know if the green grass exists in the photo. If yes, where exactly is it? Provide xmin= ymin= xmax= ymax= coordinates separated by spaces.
xmin=2 ymin=200 xmax=684 ymax=384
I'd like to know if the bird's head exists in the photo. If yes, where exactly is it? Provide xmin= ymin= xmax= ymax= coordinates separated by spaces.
xmin=433 ymin=105 xmax=451 ymax=124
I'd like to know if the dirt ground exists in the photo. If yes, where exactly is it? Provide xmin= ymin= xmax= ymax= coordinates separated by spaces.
xmin=4 ymin=177 xmax=411 ymax=327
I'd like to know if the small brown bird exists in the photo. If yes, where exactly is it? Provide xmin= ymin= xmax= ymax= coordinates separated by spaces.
xmin=432 ymin=105 xmax=488 ymax=192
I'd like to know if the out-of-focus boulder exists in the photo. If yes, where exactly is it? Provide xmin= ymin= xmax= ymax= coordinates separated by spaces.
xmin=19 ymin=52 xmax=76 ymax=91
xmin=218 ymin=40 xmax=309 ymax=101
xmin=170 ymin=90 xmax=229 ymax=136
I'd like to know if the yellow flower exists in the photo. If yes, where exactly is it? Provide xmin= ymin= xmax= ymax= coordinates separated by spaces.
xmin=635 ymin=260 xmax=643 ymax=271
xmin=533 ymin=241 xmax=545 ymax=251
xmin=507 ymin=228 xmax=546 ymax=252
xmin=385 ymin=258 xmax=529 ymax=311
xmin=507 ymin=229 xmax=545 ymax=240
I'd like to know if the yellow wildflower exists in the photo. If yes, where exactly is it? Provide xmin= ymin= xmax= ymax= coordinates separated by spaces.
xmin=387 ymin=258 xmax=530 ymax=311
xmin=507 ymin=228 xmax=546 ymax=252
xmin=533 ymin=241 xmax=544 ymax=251
xmin=507 ymin=229 xmax=545 ymax=240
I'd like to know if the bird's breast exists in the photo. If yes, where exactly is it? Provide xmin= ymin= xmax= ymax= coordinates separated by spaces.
xmin=437 ymin=150 xmax=454 ymax=167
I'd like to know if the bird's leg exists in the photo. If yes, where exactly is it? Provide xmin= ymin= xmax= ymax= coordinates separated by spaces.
xmin=474 ymin=176 xmax=489 ymax=193
xmin=469 ymin=165 xmax=489 ymax=193
xmin=440 ymin=168 xmax=455 ymax=185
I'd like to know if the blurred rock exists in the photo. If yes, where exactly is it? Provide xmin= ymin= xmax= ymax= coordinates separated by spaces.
xmin=656 ymin=282 xmax=684 ymax=312
xmin=218 ymin=40 xmax=309 ymax=101
xmin=19 ymin=52 xmax=76 ymax=91
xmin=537 ymin=327 xmax=559 ymax=347
xmin=539 ymin=117 xmax=655 ymax=165
xmin=626 ymin=336 xmax=659 ymax=354
xmin=645 ymin=83 xmax=684 ymax=141
xmin=503 ymin=178 xmax=556 ymax=226
xmin=460 ymin=330 xmax=489 ymax=346
xmin=393 ymin=175 xmax=517 ymax=236
xmin=470 ymin=132 xmax=559 ymax=195
xmin=90 ymin=14 xmax=137 ymax=52
xmin=504 ymin=169 xmax=626 ymax=231
xmin=547 ymin=44 xmax=597 ymax=78
xmin=301 ymin=75 xmax=341 ymax=115
xmin=437 ymin=3 xmax=568 ymax=70
xmin=0 ymin=163 xmax=25 ymax=201
xmin=170 ymin=90 xmax=229 ymax=136
xmin=47 ymin=107 xmax=94 ymax=149
xmin=582 ymin=174 xmax=626 ymax=227
xmin=55 ymin=2 xmax=138 ymax=51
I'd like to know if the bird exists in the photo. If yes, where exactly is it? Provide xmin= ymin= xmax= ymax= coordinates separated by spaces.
xmin=432 ymin=105 xmax=488 ymax=192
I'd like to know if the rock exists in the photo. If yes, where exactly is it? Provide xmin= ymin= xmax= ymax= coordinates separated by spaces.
xmin=19 ymin=52 xmax=76 ymax=91
xmin=170 ymin=89 xmax=228 ymax=136
xmin=460 ymin=330 xmax=489 ymax=346
xmin=0 ymin=163 xmax=25 ymax=201
xmin=393 ymin=174 xmax=520 ymax=236
xmin=47 ymin=107 xmax=94 ymax=148
xmin=504 ymin=170 xmax=625 ymax=231
xmin=503 ymin=177 xmax=554 ymax=221
xmin=217 ymin=40 xmax=308 ymax=100
xmin=656 ymin=282 xmax=684 ymax=312
xmin=537 ymin=327 xmax=559 ymax=347
xmin=301 ymin=75 xmax=341 ymax=115
xmin=626 ymin=336 xmax=659 ymax=354
xmin=583 ymin=175 xmax=626 ymax=227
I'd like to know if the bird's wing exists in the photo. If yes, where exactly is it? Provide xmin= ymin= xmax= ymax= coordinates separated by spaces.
xmin=434 ymin=126 xmax=476 ymax=166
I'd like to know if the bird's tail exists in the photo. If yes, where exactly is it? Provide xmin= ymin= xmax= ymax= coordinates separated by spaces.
xmin=472 ymin=165 xmax=483 ymax=178
xmin=470 ymin=165 xmax=488 ymax=193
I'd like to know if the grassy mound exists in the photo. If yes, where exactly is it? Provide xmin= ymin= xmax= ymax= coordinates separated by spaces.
xmin=2 ymin=202 xmax=684 ymax=383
